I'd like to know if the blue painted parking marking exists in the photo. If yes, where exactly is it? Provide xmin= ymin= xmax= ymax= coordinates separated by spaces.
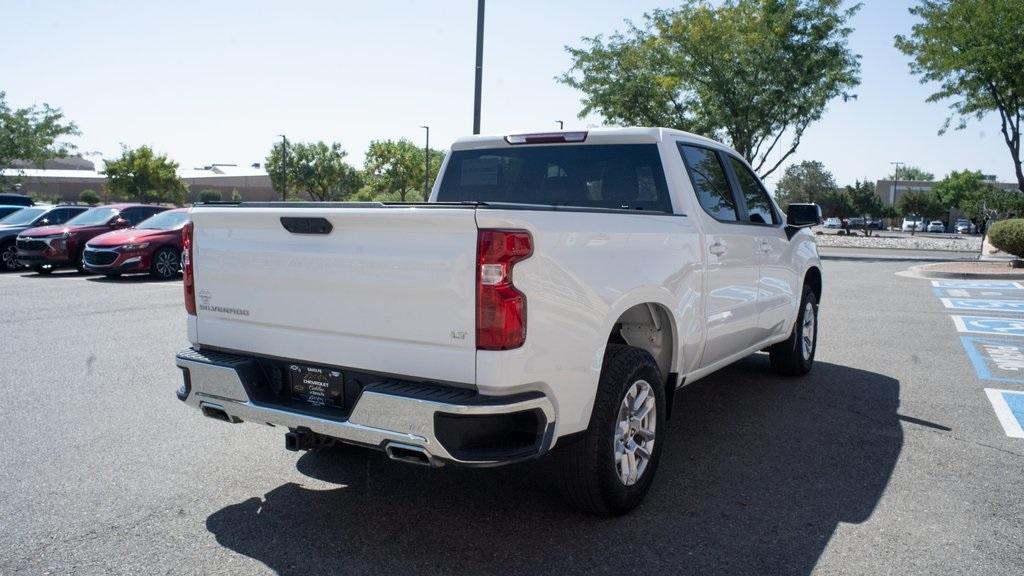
xmin=951 ymin=315 xmax=1024 ymax=337
xmin=934 ymin=287 xmax=1024 ymax=299
xmin=941 ymin=298 xmax=1024 ymax=312
xmin=931 ymin=280 xmax=1024 ymax=289
xmin=960 ymin=336 xmax=1024 ymax=383
xmin=984 ymin=389 xmax=1024 ymax=438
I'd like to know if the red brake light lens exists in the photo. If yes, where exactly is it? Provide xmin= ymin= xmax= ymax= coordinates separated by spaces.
xmin=476 ymin=229 xmax=532 ymax=350
xmin=182 ymin=221 xmax=195 ymax=315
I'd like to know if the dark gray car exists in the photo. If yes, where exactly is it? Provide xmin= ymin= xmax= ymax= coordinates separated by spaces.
xmin=0 ymin=205 xmax=88 ymax=271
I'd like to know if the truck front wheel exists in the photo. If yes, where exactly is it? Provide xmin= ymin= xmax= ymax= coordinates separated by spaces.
xmin=556 ymin=344 xmax=665 ymax=516
xmin=769 ymin=285 xmax=818 ymax=376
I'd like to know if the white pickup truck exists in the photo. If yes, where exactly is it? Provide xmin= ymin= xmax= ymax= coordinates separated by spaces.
xmin=175 ymin=128 xmax=822 ymax=515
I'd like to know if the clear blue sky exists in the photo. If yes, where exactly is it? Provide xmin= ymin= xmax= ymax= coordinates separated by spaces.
xmin=4 ymin=0 xmax=1016 ymax=187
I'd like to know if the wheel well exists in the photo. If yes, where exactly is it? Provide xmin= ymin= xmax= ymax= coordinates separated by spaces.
xmin=805 ymin=266 xmax=822 ymax=302
xmin=607 ymin=303 xmax=674 ymax=384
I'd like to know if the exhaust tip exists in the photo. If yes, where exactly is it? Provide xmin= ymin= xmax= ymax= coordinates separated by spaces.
xmin=385 ymin=442 xmax=437 ymax=467
xmin=201 ymin=404 xmax=239 ymax=423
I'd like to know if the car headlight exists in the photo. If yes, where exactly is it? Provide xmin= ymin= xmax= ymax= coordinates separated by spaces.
xmin=118 ymin=242 xmax=150 ymax=251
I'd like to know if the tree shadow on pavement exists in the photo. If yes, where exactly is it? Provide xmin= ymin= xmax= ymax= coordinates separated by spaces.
xmin=206 ymin=356 xmax=902 ymax=576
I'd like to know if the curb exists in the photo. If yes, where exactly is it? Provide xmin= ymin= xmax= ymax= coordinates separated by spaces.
xmin=820 ymin=253 xmax=976 ymax=263
xmin=906 ymin=263 xmax=1024 ymax=280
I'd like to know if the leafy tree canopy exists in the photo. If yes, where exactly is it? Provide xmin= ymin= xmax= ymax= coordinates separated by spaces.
xmin=896 ymin=0 xmax=1024 ymax=192
xmin=561 ymin=0 xmax=861 ymax=178
xmin=104 ymin=145 xmax=187 ymax=205
xmin=932 ymin=169 xmax=991 ymax=209
xmin=887 ymin=165 xmax=934 ymax=181
xmin=0 ymin=91 xmax=79 ymax=185
xmin=363 ymin=139 xmax=444 ymax=202
xmin=845 ymin=179 xmax=883 ymax=217
xmin=266 ymin=140 xmax=363 ymax=201
xmin=773 ymin=160 xmax=837 ymax=208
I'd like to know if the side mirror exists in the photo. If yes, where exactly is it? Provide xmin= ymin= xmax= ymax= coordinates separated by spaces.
xmin=111 ymin=217 xmax=129 ymax=228
xmin=785 ymin=203 xmax=821 ymax=239
xmin=786 ymin=203 xmax=822 ymax=227
xmin=38 ymin=218 xmax=50 ymax=226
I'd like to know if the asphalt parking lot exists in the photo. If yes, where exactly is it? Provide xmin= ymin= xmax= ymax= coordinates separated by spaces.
xmin=1 ymin=262 xmax=1022 ymax=576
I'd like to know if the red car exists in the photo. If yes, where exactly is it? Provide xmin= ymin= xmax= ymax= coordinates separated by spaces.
xmin=16 ymin=204 xmax=168 ymax=274
xmin=83 ymin=208 xmax=190 ymax=279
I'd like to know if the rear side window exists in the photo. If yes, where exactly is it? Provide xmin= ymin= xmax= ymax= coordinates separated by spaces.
xmin=45 ymin=207 xmax=85 ymax=225
xmin=437 ymin=144 xmax=672 ymax=213
xmin=678 ymin=144 xmax=738 ymax=222
xmin=727 ymin=156 xmax=778 ymax=225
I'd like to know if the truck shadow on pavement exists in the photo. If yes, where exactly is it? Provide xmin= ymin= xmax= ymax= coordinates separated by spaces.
xmin=206 ymin=356 xmax=903 ymax=576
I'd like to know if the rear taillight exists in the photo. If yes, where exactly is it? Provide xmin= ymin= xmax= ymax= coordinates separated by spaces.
xmin=476 ymin=229 xmax=532 ymax=350
xmin=182 ymin=221 xmax=195 ymax=315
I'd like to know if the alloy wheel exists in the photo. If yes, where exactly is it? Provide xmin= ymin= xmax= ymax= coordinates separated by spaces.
xmin=613 ymin=379 xmax=657 ymax=486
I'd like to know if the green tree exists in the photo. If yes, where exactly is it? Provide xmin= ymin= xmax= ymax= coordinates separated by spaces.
xmin=266 ymin=141 xmax=363 ymax=201
xmin=896 ymin=0 xmax=1024 ymax=192
xmin=104 ymin=145 xmax=187 ymax=205
xmin=79 ymin=189 xmax=100 ymax=205
xmin=887 ymin=165 xmax=934 ymax=181
xmin=896 ymin=190 xmax=934 ymax=235
xmin=818 ymin=188 xmax=853 ymax=219
xmin=198 ymin=189 xmax=222 ymax=203
xmin=560 ymin=0 xmax=861 ymax=178
xmin=932 ymin=169 xmax=991 ymax=210
xmin=363 ymin=139 xmax=444 ymax=202
xmin=845 ymin=179 xmax=883 ymax=235
xmin=773 ymin=160 xmax=837 ymax=208
xmin=230 ymin=188 xmax=242 ymax=202
xmin=0 ymin=91 xmax=80 ymax=186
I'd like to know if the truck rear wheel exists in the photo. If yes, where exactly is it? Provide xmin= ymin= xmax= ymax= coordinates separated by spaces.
xmin=556 ymin=344 xmax=665 ymax=516
xmin=769 ymin=285 xmax=818 ymax=376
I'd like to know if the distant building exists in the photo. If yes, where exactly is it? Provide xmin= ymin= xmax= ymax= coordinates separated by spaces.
xmin=874 ymin=179 xmax=1020 ymax=208
xmin=1 ymin=157 xmax=274 ymax=203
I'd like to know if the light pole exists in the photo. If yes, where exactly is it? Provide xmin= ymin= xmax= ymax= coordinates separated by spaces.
xmin=556 ymin=120 xmax=563 ymax=130
xmin=473 ymin=0 xmax=485 ymax=134
xmin=890 ymin=161 xmax=904 ymax=232
xmin=276 ymin=135 xmax=288 ymax=201
xmin=420 ymin=125 xmax=430 ymax=201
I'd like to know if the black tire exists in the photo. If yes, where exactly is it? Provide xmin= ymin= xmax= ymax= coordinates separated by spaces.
xmin=150 ymin=247 xmax=180 ymax=280
xmin=556 ymin=344 xmax=666 ymax=516
xmin=33 ymin=266 xmax=53 ymax=275
xmin=0 ymin=241 xmax=17 ymax=272
xmin=769 ymin=285 xmax=818 ymax=376
xmin=74 ymin=249 xmax=87 ymax=273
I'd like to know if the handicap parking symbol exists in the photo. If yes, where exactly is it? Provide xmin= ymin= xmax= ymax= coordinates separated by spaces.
xmin=942 ymin=298 xmax=1024 ymax=312
xmin=951 ymin=315 xmax=1024 ymax=337
xmin=960 ymin=336 xmax=1024 ymax=383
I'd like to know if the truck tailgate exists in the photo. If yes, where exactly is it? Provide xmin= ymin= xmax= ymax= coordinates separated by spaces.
xmin=189 ymin=206 xmax=478 ymax=385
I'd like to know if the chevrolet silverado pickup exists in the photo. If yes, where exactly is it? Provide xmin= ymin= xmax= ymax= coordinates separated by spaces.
xmin=175 ymin=128 xmax=823 ymax=515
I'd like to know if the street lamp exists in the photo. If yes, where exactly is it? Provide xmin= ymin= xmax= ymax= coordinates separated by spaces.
xmin=276 ymin=135 xmax=288 ymax=201
xmin=420 ymin=125 xmax=430 ymax=201
xmin=473 ymin=0 xmax=485 ymax=134
xmin=890 ymin=161 xmax=904 ymax=232
xmin=556 ymin=120 xmax=564 ymax=130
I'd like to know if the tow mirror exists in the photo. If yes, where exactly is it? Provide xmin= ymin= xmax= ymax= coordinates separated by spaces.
xmin=785 ymin=203 xmax=822 ymax=239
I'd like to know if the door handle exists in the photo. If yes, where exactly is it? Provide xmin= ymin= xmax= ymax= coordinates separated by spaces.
xmin=709 ymin=241 xmax=727 ymax=256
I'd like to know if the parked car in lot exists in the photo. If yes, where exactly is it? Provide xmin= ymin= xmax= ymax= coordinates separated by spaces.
xmin=955 ymin=219 xmax=976 ymax=234
xmin=16 ymin=204 xmax=167 ymax=274
xmin=823 ymin=217 xmax=841 ymax=228
xmin=0 ymin=204 xmax=88 ymax=271
xmin=0 ymin=205 xmax=26 ymax=220
xmin=0 ymin=193 xmax=34 ymax=206
xmin=84 ymin=209 xmax=189 ymax=279
xmin=926 ymin=220 xmax=945 ymax=233
xmin=901 ymin=218 xmax=925 ymax=232
xmin=866 ymin=218 xmax=884 ymax=230
xmin=847 ymin=216 xmax=865 ymax=229
xmin=174 ymin=128 xmax=824 ymax=515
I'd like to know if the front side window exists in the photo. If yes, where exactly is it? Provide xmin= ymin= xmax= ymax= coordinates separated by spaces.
xmin=678 ymin=144 xmax=738 ymax=222
xmin=46 ymin=207 xmax=86 ymax=225
xmin=0 ymin=207 xmax=46 ymax=225
xmin=728 ymin=156 xmax=778 ymax=225
xmin=437 ymin=144 xmax=673 ymax=213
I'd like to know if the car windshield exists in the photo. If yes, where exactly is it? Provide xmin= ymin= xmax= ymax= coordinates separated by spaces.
xmin=66 ymin=207 xmax=118 ymax=226
xmin=137 ymin=211 xmax=189 ymax=230
xmin=0 ymin=206 xmax=46 ymax=226
xmin=437 ymin=144 xmax=673 ymax=212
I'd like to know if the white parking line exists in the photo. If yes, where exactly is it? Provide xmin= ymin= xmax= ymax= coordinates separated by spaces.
xmin=984 ymin=389 xmax=1024 ymax=438
xmin=932 ymin=280 xmax=1024 ymax=289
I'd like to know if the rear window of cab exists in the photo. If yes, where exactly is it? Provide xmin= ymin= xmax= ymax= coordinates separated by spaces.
xmin=437 ymin=144 xmax=673 ymax=213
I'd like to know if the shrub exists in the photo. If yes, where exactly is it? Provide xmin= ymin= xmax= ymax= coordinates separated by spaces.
xmin=197 ymin=189 xmax=223 ymax=203
xmin=230 ymin=188 xmax=242 ymax=201
xmin=79 ymin=189 xmax=100 ymax=205
xmin=987 ymin=219 xmax=1024 ymax=259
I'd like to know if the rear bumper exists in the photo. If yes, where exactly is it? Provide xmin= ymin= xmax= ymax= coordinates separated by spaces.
xmin=175 ymin=347 xmax=556 ymax=466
